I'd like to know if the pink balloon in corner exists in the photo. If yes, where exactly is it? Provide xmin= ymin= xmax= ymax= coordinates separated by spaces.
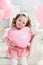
xmin=0 ymin=0 xmax=14 ymax=20
xmin=3 ymin=5 xmax=14 ymax=19
xmin=0 ymin=0 xmax=11 ymax=11
xmin=36 ymin=4 xmax=43 ymax=26
xmin=0 ymin=9 xmax=4 ymax=20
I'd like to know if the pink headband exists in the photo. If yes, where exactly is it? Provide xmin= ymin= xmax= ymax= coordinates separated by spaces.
xmin=20 ymin=9 xmax=28 ymax=16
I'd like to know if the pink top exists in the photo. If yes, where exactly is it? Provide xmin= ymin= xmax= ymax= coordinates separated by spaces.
xmin=5 ymin=27 xmax=32 ymax=59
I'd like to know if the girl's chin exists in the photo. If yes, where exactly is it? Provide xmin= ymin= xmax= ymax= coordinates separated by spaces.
xmin=16 ymin=26 xmax=21 ymax=30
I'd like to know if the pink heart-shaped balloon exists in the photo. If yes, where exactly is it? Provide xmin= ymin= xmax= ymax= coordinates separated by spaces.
xmin=8 ymin=27 xmax=31 ymax=48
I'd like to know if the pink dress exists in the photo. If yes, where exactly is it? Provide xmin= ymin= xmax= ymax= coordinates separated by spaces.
xmin=5 ymin=27 xmax=32 ymax=59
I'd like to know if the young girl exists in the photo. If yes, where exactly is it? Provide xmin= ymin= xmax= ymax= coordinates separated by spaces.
xmin=5 ymin=11 xmax=33 ymax=65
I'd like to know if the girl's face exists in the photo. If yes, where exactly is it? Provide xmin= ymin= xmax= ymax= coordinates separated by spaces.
xmin=16 ymin=16 xmax=28 ymax=29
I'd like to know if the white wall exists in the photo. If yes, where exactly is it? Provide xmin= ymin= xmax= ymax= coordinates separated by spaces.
xmin=0 ymin=19 xmax=9 ymax=28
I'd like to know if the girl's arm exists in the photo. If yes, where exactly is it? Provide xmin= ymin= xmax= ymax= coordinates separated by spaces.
xmin=3 ymin=35 xmax=11 ymax=47
xmin=3 ymin=32 xmax=17 ymax=48
xmin=4 ymin=36 xmax=17 ymax=47
xmin=28 ymin=29 xmax=34 ymax=47
xmin=29 ymin=34 xmax=34 ymax=43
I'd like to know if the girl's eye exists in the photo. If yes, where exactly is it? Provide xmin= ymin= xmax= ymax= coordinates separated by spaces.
xmin=19 ymin=19 xmax=21 ymax=22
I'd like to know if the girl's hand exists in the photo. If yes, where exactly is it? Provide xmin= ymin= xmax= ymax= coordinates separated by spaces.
xmin=3 ymin=35 xmax=17 ymax=47
xmin=10 ymin=42 xmax=17 ymax=47
xmin=27 ymin=42 xmax=31 ymax=47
